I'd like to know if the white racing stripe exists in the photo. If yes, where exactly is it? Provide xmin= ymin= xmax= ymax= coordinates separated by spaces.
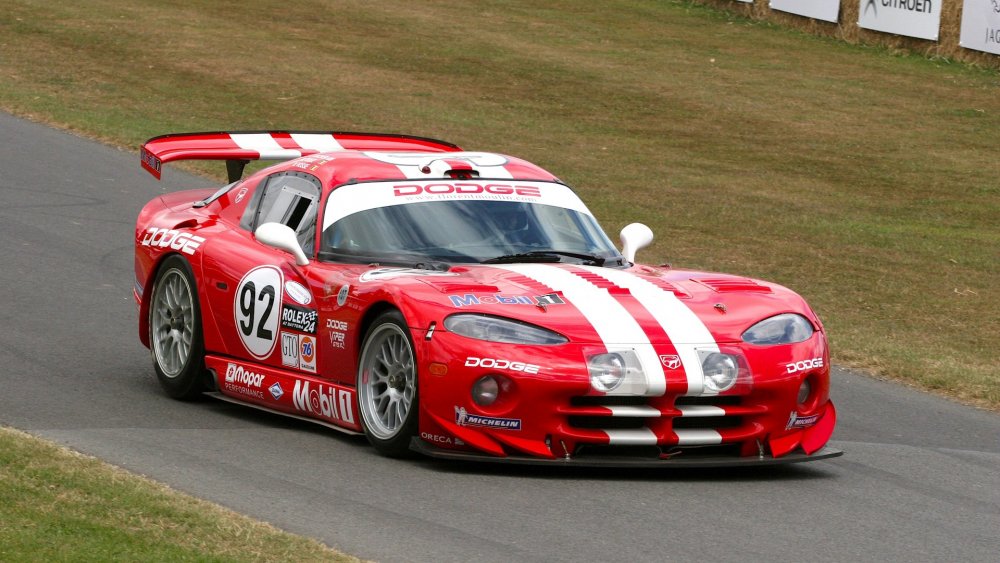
xmin=496 ymin=264 xmax=666 ymax=396
xmin=677 ymin=405 xmax=726 ymax=417
xmin=675 ymin=429 xmax=723 ymax=446
xmin=230 ymin=134 xmax=302 ymax=160
xmin=607 ymin=405 xmax=662 ymax=417
xmin=605 ymin=428 xmax=658 ymax=446
xmin=579 ymin=266 xmax=719 ymax=396
xmin=290 ymin=133 xmax=344 ymax=152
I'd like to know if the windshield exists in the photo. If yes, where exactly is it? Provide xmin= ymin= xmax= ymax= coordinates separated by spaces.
xmin=320 ymin=180 xmax=622 ymax=265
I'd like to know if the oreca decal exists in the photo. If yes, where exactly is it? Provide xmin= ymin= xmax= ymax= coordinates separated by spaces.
xmin=234 ymin=265 xmax=283 ymax=359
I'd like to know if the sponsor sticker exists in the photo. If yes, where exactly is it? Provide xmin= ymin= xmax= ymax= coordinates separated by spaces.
xmin=222 ymin=363 xmax=266 ymax=400
xmin=785 ymin=357 xmax=824 ymax=374
xmin=659 ymin=355 xmax=681 ymax=369
xmin=269 ymin=382 xmax=284 ymax=400
xmin=281 ymin=333 xmax=299 ymax=368
xmin=281 ymin=304 xmax=317 ymax=334
xmin=291 ymin=380 xmax=355 ymax=424
xmin=234 ymin=265 xmax=282 ymax=360
xmin=465 ymin=357 xmax=540 ymax=374
xmin=786 ymin=411 xmax=821 ymax=430
xmin=140 ymin=227 xmax=205 ymax=255
xmin=420 ymin=431 xmax=463 ymax=446
xmin=454 ymin=406 xmax=521 ymax=431
xmin=299 ymin=335 xmax=316 ymax=372
xmin=336 ymin=284 xmax=350 ymax=307
xmin=234 ymin=186 xmax=249 ymax=203
xmin=326 ymin=319 xmax=348 ymax=350
xmin=449 ymin=293 xmax=565 ymax=308
xmin=284 ymin=281 xmax=312 ymax=305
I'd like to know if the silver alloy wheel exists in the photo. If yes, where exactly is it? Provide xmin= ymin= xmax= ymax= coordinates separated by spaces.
xmin=150 ymin=268 xmax=195 ymax=378
xmin=359 ymin=323 xmax=415 ymax=439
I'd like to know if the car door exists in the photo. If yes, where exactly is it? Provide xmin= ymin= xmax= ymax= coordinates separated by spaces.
xmin=201 ymin=171 xmax=323 ymax=370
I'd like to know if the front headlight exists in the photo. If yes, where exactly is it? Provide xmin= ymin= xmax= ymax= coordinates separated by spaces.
xmin=742 ymin=313 xmax=814 ymax=345
xmin=700 ymin=351 xmax=739 ymax=393
xmin=444 ymin=314 xmax=567 ymax=345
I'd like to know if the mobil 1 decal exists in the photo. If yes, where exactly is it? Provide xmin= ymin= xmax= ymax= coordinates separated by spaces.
xmin=234 ymin=265 xmax=283 ymax=359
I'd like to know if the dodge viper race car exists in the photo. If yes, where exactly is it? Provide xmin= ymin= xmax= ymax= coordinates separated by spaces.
xmin=134 ymin=131 xmax=841 ymax=467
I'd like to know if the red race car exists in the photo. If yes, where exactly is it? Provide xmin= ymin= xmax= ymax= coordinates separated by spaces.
xmin=135 ymin=131 xmax=840 ymax=466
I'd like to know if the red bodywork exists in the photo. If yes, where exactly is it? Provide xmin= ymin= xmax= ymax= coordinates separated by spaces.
xmin=135 ymin=131 xmax=838 ymax=466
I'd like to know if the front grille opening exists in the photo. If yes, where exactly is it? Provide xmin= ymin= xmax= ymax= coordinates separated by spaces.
xmin=568 ymin=416 xmax=647 ymax=430
xmin=664 ymin=444 xmax=742 ymax=458
xmin=674 ymin=395 xmax=741 ymax=407
xmin=571 ymin=396 xmax=649 ymax=407
xmin=574 ymin=444 xmax=662 ymax=459
xmin=672 ymin=416 xmax=743 ymax=430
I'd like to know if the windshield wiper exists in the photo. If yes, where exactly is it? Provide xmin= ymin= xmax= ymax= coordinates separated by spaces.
xmin=481 ymin=250 xmax=606 ymax=266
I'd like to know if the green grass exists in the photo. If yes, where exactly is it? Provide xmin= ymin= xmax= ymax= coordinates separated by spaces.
xmin=0 ymin=0 xmax=997 ymax=414
xmin=0 ymin=427 xmax=358 ymax=562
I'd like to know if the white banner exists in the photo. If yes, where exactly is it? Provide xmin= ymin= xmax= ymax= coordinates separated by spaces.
xmin=770 ymin=0 xmax=840 ymax=22
xmin=858 ymin=0 xmax=941 ymax=41
xmin=960 ymin=0 xmax=1000 ymax=55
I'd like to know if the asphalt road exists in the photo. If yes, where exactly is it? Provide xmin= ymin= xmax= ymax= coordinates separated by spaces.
xmin=1 ymin=112 xmax=998 ymax=562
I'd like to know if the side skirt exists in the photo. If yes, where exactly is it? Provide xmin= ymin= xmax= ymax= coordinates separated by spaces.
xmin=205 ymin=391 xmax=361 ymax=436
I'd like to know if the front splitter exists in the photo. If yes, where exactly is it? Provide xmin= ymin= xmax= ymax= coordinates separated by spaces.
xmin=410 ymin=438 xmax=843 ymax=468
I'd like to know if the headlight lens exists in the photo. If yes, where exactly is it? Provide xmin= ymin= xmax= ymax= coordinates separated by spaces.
xmin=588 ymin=353 xmax=627 ymax=392
xmin=444 ymin=314 xmax=567 ymax=345
xmin=700 ymin=351 xmax=739 ymax=393
xmin=742 ymin=314 xmax=814 ymax=346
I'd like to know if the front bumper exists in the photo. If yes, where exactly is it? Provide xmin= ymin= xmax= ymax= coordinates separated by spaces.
xmin=411 ymin=438 xmax=843 ymax=467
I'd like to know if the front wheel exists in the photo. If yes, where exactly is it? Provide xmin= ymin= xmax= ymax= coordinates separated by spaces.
xmin=149 ymin=255 xmax=206 ymax=400
xmin=357 ymin=310 xmax=418 ymax=457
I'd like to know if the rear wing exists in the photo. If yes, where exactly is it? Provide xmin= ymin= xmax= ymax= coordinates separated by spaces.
xmin=140 ymin=131 xmax=462 ymax=181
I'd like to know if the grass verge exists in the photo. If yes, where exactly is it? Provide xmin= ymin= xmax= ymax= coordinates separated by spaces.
xmin=0 ymin=427 xmax=358 ymax=562
xmin=0 ymin=0 xmax=997 ymax=413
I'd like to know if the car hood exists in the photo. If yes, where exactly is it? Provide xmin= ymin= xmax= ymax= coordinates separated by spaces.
xmin=407 ymin=263 xmax=817 ymax=345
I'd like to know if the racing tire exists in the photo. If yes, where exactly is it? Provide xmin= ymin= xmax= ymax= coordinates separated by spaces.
xmin=149 ymin=255 xmax=207 ymax=400
xmin=357 ymin=310 xmax=419 ymax=457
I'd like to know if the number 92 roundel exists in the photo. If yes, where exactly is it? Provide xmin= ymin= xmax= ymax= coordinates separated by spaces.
xmin=235 ymin=265 xmax=283 ymax=359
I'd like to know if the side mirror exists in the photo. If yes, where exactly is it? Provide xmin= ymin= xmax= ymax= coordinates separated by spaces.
xmin=255 ymin=222 xmax=310 ymax=266
xmin=620 ymin=223 xmax=653 ymax=263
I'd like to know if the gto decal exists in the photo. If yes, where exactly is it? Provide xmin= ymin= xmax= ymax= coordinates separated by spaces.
xmin=785 ymin=357 xmax=824 ymax=373
xmin=292 ymin=381 xmax=355 ymax=424
xmin=454 ymin=406 xmax=521 ymax=430
xmin=140 ymin=227 xmax=205 ymax=255
xmin=234 ymin=266 xmax=282 ymax=359
xmin=465 ymin=357 xmax=540 ymax=374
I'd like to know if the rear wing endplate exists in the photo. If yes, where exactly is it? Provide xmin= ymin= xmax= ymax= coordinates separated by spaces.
xmin=140 ymin=131 xmax=462 ymax=182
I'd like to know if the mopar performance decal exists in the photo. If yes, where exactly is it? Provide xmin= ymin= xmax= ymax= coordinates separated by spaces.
xmin=454 ymin=406 xmax=521 ymax=430
xmin=223 ymin=363 xmax=266 ymax=400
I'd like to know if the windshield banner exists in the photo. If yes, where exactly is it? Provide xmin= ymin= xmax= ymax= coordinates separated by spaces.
xmin=323 ymin=180 xmax=594 ymax=230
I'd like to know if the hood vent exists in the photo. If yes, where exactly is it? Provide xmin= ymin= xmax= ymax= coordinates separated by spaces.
xmin=692 ymin=277 xmax=772 ymax=293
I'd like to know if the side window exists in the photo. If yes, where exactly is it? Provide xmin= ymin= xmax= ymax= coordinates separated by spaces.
xmin=241 ymin=172 xmax=322 ymax=254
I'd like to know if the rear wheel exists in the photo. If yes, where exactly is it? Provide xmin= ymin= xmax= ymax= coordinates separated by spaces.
xmin=357 ymin=310 xmax=418 ymax=456
xmin=149 ymin=255 xmax=206 ymax=400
